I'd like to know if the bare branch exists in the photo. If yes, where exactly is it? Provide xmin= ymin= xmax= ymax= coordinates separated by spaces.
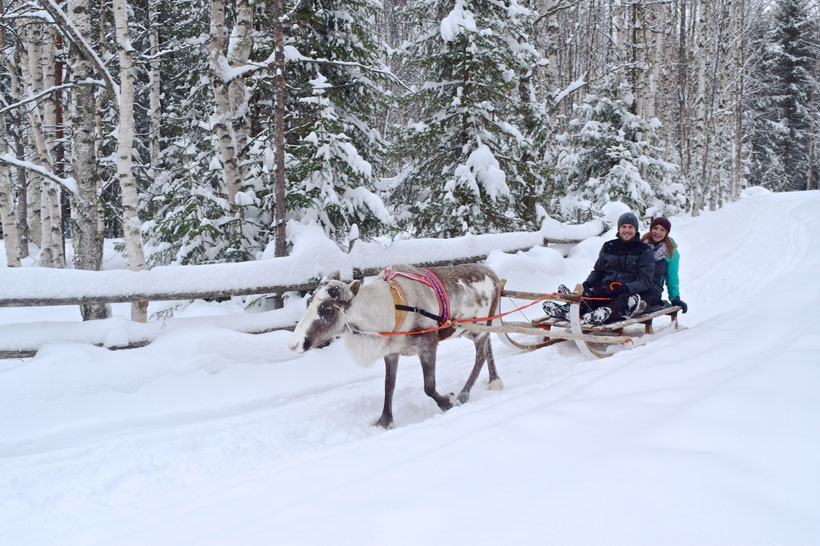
xmin=0 ymin=153 xmax=79 ymax=196
xmin=0 ymin=79 xmax=104 ymax=115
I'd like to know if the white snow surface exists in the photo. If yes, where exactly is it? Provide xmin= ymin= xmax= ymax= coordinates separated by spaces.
xmin=2 ymin=190 xmax=820 ymax=545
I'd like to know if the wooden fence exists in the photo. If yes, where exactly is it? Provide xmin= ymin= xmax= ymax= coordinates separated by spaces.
xmin=0 ymin=226 xmax=605 ymax=358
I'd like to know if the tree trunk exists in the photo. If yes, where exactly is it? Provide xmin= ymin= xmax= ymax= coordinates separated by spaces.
xmin=732 ymin=0 xmax=745 ymax=200
xmin=113 ymin=0 xmax=148 ymax=322
xmin=208 ymin=0 xmax=249 ymax=228
xmin=272 ymin=0 xmax=287 ymax=308
xmin=691 ymin=0 xmax=710 ymax=216
xmin=0 ymin=1 xmax=22 ymax=267
xmin=67 ymin=0 xmax=110 ymax=320
xmin=148 ymin=0 xmax=161 ymax=177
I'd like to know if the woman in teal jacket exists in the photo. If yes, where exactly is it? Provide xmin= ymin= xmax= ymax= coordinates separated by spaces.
xmin=641 ymin=217 xmax=688 ymax=312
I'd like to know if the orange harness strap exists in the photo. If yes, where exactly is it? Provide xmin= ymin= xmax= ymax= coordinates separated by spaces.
xmin=378 ymin=292 xmax=559 ymax=337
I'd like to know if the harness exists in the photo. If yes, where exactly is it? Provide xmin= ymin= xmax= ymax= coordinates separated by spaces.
xmin=383 ymin=266 xmax=451 ymax=332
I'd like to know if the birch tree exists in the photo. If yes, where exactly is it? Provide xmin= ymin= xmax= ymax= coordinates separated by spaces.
xmin=113 ymin=0 xmax=148 ymax=322
xmin=148 ymin=0 xmax=161 ymax=178
xmin=64 ymin=0 xmax=109 ymax=319
xmin=207 ymin=0 xmax=251 ymax=238
xmin=0 ymin=0 xmax=22 ymax=266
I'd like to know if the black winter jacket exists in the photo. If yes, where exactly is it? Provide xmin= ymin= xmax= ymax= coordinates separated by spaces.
xmin=584 ymin=237 xmax=654 ymax=295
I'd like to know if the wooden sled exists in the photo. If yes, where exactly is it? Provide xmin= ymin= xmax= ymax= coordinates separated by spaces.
xmin=460 ymin=285 xmax=681 ymax=359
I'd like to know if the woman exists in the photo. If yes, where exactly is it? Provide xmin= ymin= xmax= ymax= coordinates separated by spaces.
xmin=641 ymin=217 xmax=688 ymax=313
xmin=544 ymin=212 xmax=654 ymax=325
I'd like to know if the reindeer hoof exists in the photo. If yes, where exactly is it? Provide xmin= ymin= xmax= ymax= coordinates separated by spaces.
xmin=373 ymin=415 xmax=395 ymax=429
xmin=440 ymin=393 xmax=456 ymax=411
xmin=456 ymin=391 xmax=470 ymax=405
xmin=487 ymin=378 xmax=504 ymax=391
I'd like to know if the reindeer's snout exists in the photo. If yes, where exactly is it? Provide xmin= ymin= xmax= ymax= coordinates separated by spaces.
xmin=287 ymin=334 xmax=308 ymax=353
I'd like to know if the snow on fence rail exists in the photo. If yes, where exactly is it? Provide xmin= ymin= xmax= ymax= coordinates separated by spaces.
xmin=0 ymin=222 xmax=605 ymax=307
xmin=0 ymin=222 xmax=606 ymax=358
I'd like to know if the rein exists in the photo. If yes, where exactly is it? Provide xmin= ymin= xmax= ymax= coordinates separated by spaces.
xmin=377 ymin=292 xmax=562 ymax=337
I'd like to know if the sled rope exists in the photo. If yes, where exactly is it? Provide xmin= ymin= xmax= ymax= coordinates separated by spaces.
xmin=378 ymin=292 xmax=557 ymax=337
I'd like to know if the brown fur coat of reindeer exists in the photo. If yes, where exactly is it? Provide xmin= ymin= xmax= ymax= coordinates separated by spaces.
xmin=287 ymin=264 xmax=503 ymax=429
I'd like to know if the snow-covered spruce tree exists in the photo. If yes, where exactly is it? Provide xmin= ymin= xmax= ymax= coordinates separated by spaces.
xmin=389 ymin=0 xmax=548 ymax=238
xmin=143 ymin=0 xmax=392 ymax=263
xmin=267 ymin=0 xmax=392 ymax=245
xmin=552 ymin=80 xmax=683 ymax=222
xmin=746 ymin=0 xmax=819 ymax=192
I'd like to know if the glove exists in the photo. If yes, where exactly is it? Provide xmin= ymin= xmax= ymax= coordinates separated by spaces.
xmin=609 ymin=283 xmax=628 ymax=296
xmin=671 ymin=298 xmax=688 ymax=313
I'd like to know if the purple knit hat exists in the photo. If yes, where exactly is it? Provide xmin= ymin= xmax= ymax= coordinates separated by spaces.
xmin=650 ymin=217 xmax=671 ymax=233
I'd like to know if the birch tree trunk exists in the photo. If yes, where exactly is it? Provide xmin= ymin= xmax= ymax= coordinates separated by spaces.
xmin=732 ymin=0 xmax=745 ymax=200
xmin=40 ymin=23 xmax=66 ymax=267
xmin=0 ymin=121 xmax=21 ymax=267
xmin=691 ymin=0 xmax=709 ymax=215
xmin=20 ymin=21 xmax=65 ymax=266
xmin=678 ymin=0 xmax=690 ymax=189
xmin=66 ymin=0 xmax=110 ymax=320
xmin=0 ymin=2 xmax=22 ymax=267
xmin=15 ymin=130 xmax=29 ymax=259
xmin=0 ymin=135 xmax=19 ymax=266
xmin=208 ymin=0 xmax=251 ymax=231
xmin=148 ymin=0 xmax=161 ymax=176
xmin=113 ymin=0 xmax=148 ymax=322
xmin=2 ymin=37 xmax=30 ymax=258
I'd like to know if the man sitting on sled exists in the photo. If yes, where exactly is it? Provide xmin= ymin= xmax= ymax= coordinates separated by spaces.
xmin=544 ymin=212 xmax=654 ymax=325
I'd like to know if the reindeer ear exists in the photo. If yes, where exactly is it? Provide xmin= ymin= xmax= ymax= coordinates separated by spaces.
xmin=327 ymin=270 xmax=341 ymax=281
xmin=349 ymin=280 xmax=361 ymax=296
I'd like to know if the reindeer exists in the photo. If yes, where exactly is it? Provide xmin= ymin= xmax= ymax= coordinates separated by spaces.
xmin=287 ymin=264 xmax=503 ymax=429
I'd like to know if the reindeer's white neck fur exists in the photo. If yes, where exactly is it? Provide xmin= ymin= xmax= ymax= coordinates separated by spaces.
xmin=343 ymin=281 xmax=401 ymax=367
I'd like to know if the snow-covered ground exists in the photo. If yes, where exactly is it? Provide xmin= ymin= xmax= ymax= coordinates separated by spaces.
xmin=2 ymin=189 xmax=819 ymax=545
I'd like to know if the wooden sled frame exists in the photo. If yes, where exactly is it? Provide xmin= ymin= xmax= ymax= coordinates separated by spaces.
xmin=460 ymin=285 xmax=681 ymax=359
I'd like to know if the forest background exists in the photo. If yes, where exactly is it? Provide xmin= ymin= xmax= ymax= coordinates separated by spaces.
xmin=0 ymin=0 xmax=818 ymax=317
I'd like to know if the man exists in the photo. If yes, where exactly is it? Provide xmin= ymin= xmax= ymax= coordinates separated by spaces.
xmin=544 ymin=211 xmax=654 ymax=325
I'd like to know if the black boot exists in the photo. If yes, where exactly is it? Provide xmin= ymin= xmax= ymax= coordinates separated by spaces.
xmin=543 ymin=301 xmax=569 ymax=320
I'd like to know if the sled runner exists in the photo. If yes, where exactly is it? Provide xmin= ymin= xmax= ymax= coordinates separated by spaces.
xmin=458 ymin=284 xmax=682 ymax=359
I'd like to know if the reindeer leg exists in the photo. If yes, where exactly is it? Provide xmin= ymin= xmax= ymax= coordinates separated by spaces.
xmin=456 ymin=333 xmax=488 ymax=404
xmin=374 ymin=354 xmax=399 ymax=429
xmin=419 ymin=338 xmax=454 ymax=412
xmin=484 ymin=335 xmax=503 ymax=391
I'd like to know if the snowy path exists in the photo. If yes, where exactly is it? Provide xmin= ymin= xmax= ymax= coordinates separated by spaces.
xmin=3 ymin=190 xmax=820 ymax=545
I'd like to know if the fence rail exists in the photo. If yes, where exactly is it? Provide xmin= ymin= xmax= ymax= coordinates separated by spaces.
xmin=0 ymin=250 xmax=531 ymax=307
xmin=0 ymin=225 xmax=606 ymax=358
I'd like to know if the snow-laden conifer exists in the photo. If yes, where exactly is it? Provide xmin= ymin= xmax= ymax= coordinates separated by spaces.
xmin=389 ymin=0 xmax=547 ymax=237
xmin=276 ymin=0 xmax=392 ymax=245
xmin=553 ymin=80 xmax=683 ymax=222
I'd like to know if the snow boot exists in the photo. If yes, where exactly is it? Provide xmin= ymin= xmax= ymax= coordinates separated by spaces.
xmin=543 ymin=301 xmax=570 ymax=320
xmin=626 ymin=294 xmax=642 ymax=317
xmin=557 ymin=284 xmax=572 ymax=295
xmin=582 ymin=306 xmax=611 ymax=325
xmin=635 ymin=300 xmax=648 ymax=315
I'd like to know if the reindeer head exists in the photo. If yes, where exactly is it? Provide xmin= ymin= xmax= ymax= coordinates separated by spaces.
xmin=287 ymin=274 xmax=361 ymax=353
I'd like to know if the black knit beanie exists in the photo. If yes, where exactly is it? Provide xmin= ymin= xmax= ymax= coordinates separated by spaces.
xmin=617 ymin=212 xmax=639 ymax=230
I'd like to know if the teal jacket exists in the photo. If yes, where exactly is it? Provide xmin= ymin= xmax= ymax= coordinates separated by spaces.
xmin=645 ymin=237 xmax=680 ymax=301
